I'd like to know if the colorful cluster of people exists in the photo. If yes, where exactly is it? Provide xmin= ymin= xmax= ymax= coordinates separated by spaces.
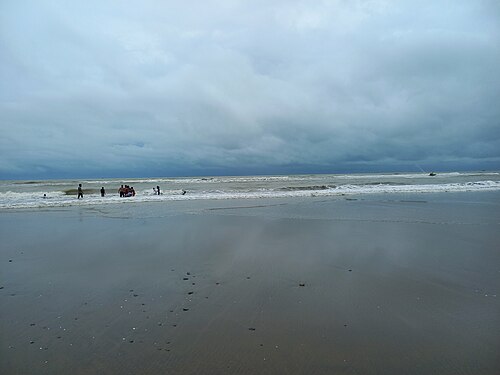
xmin=118 ymin=185 xmax=136 ymax=197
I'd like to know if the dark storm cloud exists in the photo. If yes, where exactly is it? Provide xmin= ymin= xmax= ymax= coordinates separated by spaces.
xmin=1 ymin=0 xmax=499 ymax=178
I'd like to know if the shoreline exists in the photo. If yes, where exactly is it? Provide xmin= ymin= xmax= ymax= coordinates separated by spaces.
xmin=2 ymin=190 xmax=499 ymax=224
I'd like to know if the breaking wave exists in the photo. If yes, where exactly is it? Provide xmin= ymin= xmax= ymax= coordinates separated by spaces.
xmin=1 ymin=179 xmax=499 ymax=210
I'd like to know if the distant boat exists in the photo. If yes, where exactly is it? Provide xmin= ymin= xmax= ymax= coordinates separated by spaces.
xmin=416 ymin=164 xmax=436 ymax=176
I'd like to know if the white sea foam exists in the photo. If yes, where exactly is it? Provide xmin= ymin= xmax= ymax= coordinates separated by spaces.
xmin=1 ymin=179 xmax=499 ymax=210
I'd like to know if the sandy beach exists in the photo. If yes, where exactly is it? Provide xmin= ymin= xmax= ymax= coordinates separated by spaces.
xmin=1 ymin=192 xmax=499 ymax=375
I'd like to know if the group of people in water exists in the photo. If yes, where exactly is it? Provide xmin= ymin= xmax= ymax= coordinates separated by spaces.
xmin=74 ymin=184 xmax=171 ymax=199
xmin=118 ymin=185 xmax=136 ymax=197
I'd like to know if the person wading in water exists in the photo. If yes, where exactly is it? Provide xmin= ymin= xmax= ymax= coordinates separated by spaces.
xmin=77 ymin=184 xmax=83 ymax=199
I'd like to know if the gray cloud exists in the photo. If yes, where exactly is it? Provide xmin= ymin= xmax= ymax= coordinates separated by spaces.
xmin=1 ymin=0 xmax=499 ymax=178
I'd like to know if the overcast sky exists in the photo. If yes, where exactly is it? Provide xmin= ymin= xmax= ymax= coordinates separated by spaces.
xmin=1 ymin=0 xmax=499 ymax=179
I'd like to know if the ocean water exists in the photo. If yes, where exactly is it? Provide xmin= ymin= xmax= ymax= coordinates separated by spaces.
xmin=1 ymin=171 xmax=499 ymax=209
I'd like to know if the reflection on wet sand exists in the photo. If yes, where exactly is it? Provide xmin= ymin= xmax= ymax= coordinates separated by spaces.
xmin=1 ymin=193 xmax=499 ymax=374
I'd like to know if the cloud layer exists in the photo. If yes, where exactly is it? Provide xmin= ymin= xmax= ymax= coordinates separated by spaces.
xmin=1 ymin=0 xmax=499 ymax=178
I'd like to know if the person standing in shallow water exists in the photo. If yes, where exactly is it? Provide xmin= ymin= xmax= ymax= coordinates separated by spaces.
xmin=156 ymin=186 xmax=160 ymax=195
xmin=77 ymin=184 xmax=83 ymax=199
xmin=100 ymin=187 xmax=105 ymax=197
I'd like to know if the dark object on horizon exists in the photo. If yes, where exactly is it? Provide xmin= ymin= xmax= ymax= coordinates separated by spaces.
xmin=101 ymin=187 xmax=105 ymax=197
xmin=429 ymin=172 xmax=436 ymax=176
xmin=77 ymin=184 xmax=83 ymax=199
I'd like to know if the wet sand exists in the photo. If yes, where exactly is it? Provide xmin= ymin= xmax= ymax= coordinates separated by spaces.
xmin=1 ymin=192 xmax=499 ymax=374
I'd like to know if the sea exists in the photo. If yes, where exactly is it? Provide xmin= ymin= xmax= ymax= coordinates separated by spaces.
xmin=1 ymin=171 xmax=499 ymax=209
